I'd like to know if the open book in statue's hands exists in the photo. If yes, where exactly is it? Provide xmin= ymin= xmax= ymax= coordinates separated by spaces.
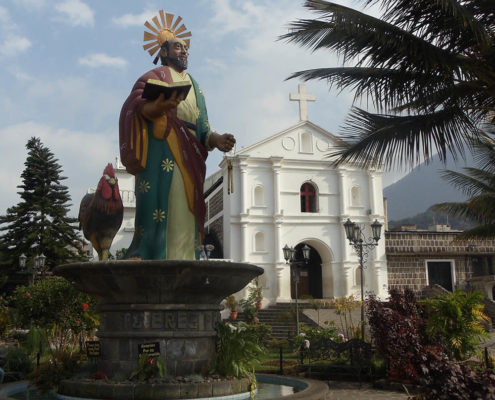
xmin=142 ymin=79 xmax=192 ymax=101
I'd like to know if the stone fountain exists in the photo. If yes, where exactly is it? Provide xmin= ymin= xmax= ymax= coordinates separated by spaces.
xmin=54 ymin=259 xmax=263 ymax=399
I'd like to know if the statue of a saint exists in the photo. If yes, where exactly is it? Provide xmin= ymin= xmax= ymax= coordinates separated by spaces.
xmin=119 ymin=11 xmax=235 ymax=260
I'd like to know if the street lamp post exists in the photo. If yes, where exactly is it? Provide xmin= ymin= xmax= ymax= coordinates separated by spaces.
xmin=343 ymin=219 xmax=382 ymax=341
xmin=19 ymin=253 xmax=46 ymax=284
xmin=282 ymin=243 xmax=310 ymax=336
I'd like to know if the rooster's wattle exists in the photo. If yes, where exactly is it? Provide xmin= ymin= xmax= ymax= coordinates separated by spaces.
xmin=79 ymin=163 xmax=124 ymax=261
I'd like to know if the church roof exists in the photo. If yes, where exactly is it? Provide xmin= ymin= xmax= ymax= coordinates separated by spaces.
xmin=232 ymin=119 xmax=347 ymax=160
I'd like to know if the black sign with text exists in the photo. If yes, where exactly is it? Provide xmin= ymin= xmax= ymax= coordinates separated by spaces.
xmin=138 ymin=342 xmax=160 ymax=357
xmin=86 ymin=341 xmax=101 ymax=358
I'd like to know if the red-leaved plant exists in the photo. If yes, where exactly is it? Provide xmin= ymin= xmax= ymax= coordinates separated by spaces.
xmin=367 ymin=289 xmax=495 ymax=399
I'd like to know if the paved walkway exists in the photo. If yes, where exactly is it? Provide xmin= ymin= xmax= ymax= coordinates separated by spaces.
xmin=326 ymin=381 xmax=410 ymax=400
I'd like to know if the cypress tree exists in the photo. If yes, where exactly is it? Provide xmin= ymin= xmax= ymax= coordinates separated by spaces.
xmin=0 ymin=137 xmax=85 ymax=287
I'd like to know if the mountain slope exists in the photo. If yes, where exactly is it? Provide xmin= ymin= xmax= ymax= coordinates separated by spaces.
xmin=384 ymin=154 xmax=473 ymax=221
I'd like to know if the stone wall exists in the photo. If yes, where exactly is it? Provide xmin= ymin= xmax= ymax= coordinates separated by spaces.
xmin=205 ymin=186 xmax=224 ymax=254
xmin=207 ymin=187 xmax=223 ymax=219
xmin=385 ymin=231 xmax=495 ymax=292
xmin=386 ymin=231 xmax=495 ymax=255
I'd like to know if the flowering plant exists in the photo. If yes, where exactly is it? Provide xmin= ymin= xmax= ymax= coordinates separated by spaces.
xmin=210 ymin=322 xmax=264 ymax=379
xmin=129 ymin=353 xmax=166 ymax=381
xmin=328 ymin=295 xmax=361 ymax=340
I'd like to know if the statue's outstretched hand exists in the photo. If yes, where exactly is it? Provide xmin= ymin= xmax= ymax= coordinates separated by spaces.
xmin=141 ymin=91 xmax=185 ymax=119
xmin=214 ymin=133 xmax=236 ymax=152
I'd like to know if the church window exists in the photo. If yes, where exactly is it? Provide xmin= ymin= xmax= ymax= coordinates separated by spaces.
xmin=254 ymin=185 xmax=264 ymax=206
xmin=300 ymin=182 xmax=317 ymax=212
xmin=301 ymin=132 xmax=312 ymax=153
xmin=351 ymin=186 xmax=361 ymax=206
xmin=254 ymin=232 xmax=265 ymax=252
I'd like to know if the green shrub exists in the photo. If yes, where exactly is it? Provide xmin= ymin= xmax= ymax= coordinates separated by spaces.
xmin=12 ymin=277 xmax=98 ymax=333
xmin=129 ymin=353 xmax=166 ymax=382
xmin=12 ymin=277 xmax=98 ymax=355
xmin=328 ymin=295 xmax=361 ymax=340
xmin=239 ymin=298 xmax=257 ymax=323
xmin=244 ymin=323 xmax=272 ymax=346
xmin=3 ymin=346 xmax=33 ymax=379
xmin=420 ymin=290 xmax=490 ymax=360
xmin=368 ymin=289 xmax=495 ymax=399
xmin=0 ymin=295 xmax=10 ymax=336
xmin=29 ymin=350 xmax=82 ymax=393
xmin=267 ymin=338 xmax=290 ymax=350
xmin=23 ymin=327 xmax=48 ymax=360
xmin=292 ymin=324 xmax=337 ymax=352
xmin=211 ymin=322 xmax=264 ymax=379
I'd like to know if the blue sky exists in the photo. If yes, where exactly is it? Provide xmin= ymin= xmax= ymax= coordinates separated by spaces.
xmin=0 ymin=0 xmax=397 ymax=216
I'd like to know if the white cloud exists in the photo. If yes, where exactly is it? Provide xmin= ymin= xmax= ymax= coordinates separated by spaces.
xmin=112 ymin=10 xmax=155 ymax=27
xmin=203 ymin=58 xmax=228 ymax=72
xmin=12 ymin=0 xmax=47 ymax=10
xmin=197 ymin=0 xmax=350 ymax=150
xmin=0 ymin=34 xmax=31 ymax=56
xmin=54 ymin=0 xmax=94 ymax=27
xmin=9 ymin=69 xmax=35 ymax=82
xmin=78 ymin=53 xmax=127 ymax=68
xmin=209 ymin=0 xmax=264 ymax=34
xmin=0 ymin=6 xmax=12 ymax=27
xmin=0 ymin=6 xmax=32 ymax=57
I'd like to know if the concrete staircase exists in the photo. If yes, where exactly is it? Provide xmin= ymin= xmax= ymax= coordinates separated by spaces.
xmin=238 ymin=302 xmax=320 ymax=339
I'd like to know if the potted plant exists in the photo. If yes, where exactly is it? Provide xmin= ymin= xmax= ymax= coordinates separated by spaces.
xmin=225 ymin=295 xmax=239 ymax=320
xmin=249 ymin=278 xmax=263 ymax=309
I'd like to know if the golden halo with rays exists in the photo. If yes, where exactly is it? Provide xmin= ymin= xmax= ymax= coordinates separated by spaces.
xmin=143 ymin=10 xmax=191 ymax=64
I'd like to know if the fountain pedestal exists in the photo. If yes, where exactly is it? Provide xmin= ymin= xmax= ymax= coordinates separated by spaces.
xmin=54 ymin=260 xmax=263 ymax=379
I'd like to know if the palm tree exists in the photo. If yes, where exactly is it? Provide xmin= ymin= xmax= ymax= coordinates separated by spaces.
xmin=434 ymin=133 xmax=495 ymax=238
xmin=281 ymin=0 xmax=495 ymax=169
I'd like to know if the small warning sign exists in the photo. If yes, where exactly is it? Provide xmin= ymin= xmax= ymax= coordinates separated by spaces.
xmin=86 ymin=341 xmax=101 ymax=358
xmin=138 ymin=342 xmax=160 ymax=357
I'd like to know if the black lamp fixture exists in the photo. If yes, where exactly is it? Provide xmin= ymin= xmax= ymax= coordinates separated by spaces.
xmin=19 ymin=253 xmax=46 ymax=283
xmin=344 ymin=219 xmax=382 ymax=245
xmin=282 ymin=243 xmax=311 ymax=336
xmin=371 ymin=219 xmax=382 ymax=242
xmin=342 ymin=218 xmax=382 ymax=340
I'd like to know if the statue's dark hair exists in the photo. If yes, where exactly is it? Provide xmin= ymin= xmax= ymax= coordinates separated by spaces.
xmin=160 ymin=41 xmax=170 ymax=66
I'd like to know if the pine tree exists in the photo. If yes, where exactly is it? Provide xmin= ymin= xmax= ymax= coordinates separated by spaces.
xmin=0 ymin=137 xmax=85 ymax=286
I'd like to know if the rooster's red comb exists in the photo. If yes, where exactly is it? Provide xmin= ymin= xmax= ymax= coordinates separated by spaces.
xmin=103 ymin=163 xmax=115 ymax=177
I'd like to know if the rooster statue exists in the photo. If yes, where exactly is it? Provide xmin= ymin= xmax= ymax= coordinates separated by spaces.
xmin=79 ymin=163 xmax=124 ymax=261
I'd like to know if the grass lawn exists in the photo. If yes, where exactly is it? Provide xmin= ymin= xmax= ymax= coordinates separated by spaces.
xmin=254 ymin=347 xmax=300 ymax=374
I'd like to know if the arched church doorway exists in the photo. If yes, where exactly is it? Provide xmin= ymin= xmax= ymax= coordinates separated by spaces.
xmin=290 ymin=243 xmax=323 ymax=299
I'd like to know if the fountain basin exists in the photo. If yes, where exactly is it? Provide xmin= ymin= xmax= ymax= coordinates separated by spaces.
xmin=58 ymin=377 xmax=252 ymax=399
xmin=54 ymin=260 xmax=264 ymax=377
xmin=54 ymin=260 xmax=262 ymax=304
xmin=0 ymin=375 xmax=330 ymax=400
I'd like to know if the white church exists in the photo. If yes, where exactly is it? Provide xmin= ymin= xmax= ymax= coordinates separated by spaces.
xmin=96 ymin=84 xmax=388 ymax=304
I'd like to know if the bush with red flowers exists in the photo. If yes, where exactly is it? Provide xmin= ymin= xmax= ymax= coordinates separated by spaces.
xmin=12 ymin=277 xmax=98 ymax=336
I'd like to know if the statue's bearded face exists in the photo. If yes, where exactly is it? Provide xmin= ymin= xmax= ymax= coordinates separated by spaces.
xmin=164 ymin=38 xmax=188 ymax=71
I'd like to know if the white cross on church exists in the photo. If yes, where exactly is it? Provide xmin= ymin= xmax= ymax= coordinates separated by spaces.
xmin=289 ymin=83 xmax=316 ymax=122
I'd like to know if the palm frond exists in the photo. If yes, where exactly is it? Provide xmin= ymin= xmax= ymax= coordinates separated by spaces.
xmin=455 ymin=223 xmax=495 ymax=239
xmin=470 ymin=133 xmax=495 ymax=173
xmin=284 ymin=0 xmax=495 ymax=169
xmin=281 ymin=2 xmax=466 ymax=74
xmin=433 ymin=201 xmax=483 ymax=222
xmin=363 ymin=0 xmax=493 ymax=51
xmin=439 ymin=169 xmax=495 ymax=197
xmin=465 ymin=194 xmax=495 ymax=220
xmin=330 ymin=107 xmax=480 ymax=168
xmin=287 ymin=67 xmax=427 ymax=111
